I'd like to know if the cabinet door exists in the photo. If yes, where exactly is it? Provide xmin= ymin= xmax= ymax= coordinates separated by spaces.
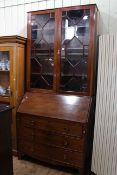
xmin=0 ymin=47 xmax=13 ymax=103
xmin=57 ymin=6 xmax=96 ymax=95
xmin=27 ymin=5 xmax=97 ymax=95
xmin=28 ymin=10 xmax=56 ymax=91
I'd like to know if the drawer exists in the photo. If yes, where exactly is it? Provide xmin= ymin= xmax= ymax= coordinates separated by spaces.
xmin=20 ymin=115 xmax=48 ymax=129
xmin=19 ymin=141 xmax=34 ymax=156
xmin=19 ymin=115 xmax=83 ymax=137
xmin=64 ymin=150 xmax=85 ymax=168
xmin=35 ymin=119 xmax=83 ymax=137
xmin=34 ymin=144 xmax=84 ymax=168
xmin=67 ymin=123 xmax=83 ymax=136
xmin=62 ymin=136 xmax=85 ymax=151
xmin=34 ymin=130 xmax=84 ymax=152
xmin=18 ymin=127 xmax=34 ymax=142
xmin=20 ymin=116 xmax=35 ymax=128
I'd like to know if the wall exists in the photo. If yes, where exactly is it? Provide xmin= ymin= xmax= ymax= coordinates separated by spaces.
xmin=92 ymin=34 xmax=117 ymax=175
xmin=0 ymin=0 xmax=117 ymax=37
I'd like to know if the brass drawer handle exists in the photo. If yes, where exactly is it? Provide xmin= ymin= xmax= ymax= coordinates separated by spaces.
xmin=31 ymin=120 xmax=34 ymax=123
xmin=64 ymin=141 xmax=69 ymax=146
xmin=64 ymin=154 xmax=67 ymax=160
xmin=83 ymin=130 xmax=86 ymax=134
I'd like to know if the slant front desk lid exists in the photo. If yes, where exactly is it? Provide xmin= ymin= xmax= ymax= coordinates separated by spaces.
xmin=17 ymin=92 xmax=92 ymax=123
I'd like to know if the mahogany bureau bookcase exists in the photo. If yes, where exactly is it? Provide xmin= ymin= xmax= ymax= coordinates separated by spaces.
xmin=17 ymin=4 xmax=98 ymax=175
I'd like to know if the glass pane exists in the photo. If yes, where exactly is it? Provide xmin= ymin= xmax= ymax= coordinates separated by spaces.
xmin=31 ymin=13 xmax=55 ymax=89
xmin=60 ymin=9 xmax=90 ymax=92
xmin=0 ymin=51 xmax=10 ymax=96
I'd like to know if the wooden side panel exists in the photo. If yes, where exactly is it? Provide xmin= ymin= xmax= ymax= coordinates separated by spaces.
xmin=16 ymin=45 xmax=25 ymax=109
xmin=12 ymin=44 xmax=25 ymax=153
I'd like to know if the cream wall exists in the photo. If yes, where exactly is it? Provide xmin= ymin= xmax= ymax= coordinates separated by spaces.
xmin=92 ymin=34 xmax=117 ymax=175
xmin=0 ymin=0 xmax=117 ymax=37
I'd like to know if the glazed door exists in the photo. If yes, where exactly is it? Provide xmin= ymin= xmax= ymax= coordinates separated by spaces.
xmin=27 ymin=5 xmax=97 ymax=95
xmin=28 ymin=10 xmax=56 ymax=92
xmin=58 ymin=7 xmax=91 ymax=94
xmin=0 ymin=47 xmax=13 ymax=103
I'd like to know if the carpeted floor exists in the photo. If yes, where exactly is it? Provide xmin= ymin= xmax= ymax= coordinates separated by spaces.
xmin=13 ymin=156 xmax=95 ymax=175
xmin=13 ymin=156 xmax=75 ymax=175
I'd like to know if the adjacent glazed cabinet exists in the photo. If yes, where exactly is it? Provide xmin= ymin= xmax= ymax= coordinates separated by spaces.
xmin=0 ymin=36 xmax=26 ymax=154
xmin=27 ymin=4 xmax=97 ymax=95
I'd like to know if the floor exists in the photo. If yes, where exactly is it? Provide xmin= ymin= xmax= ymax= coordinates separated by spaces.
xmin=13 ymin=156 xmax=76 ymax=175
xmin=13 ymin=156 xmax=95 ymax=175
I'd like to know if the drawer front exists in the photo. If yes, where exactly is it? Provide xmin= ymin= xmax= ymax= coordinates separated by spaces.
xmin=19 ymin=141 xmax=34 ymax=156
xmin=67 ymin=124 xmax=83 ymax=136
xmin=18 ymin=126 xmax=84 ymax=152
xmin=34 ymin=144 xmax=84 ymax=168
xmin=48 ymin=122 xmax=83 ymax=137
xmin=19 ymin=115 xmax=83 ymax=137
xmin=34 ymin=130 xmax=84 ymax=152
xmin=20 ymin=115 xmax=48 ymax=129
xmin=64 ymin=150 xmax=85 ymax=168
xmin=62 ymin=136 xmax=85 ymax=151
xmin=18 ymin=141 xmax=84 ymax=168
xmin=18 ymin=127 xmax=34 ymax=142
xmin=20 ymin=116 xmax=35 ymax=128
xmin=35 ymin=119 xmax=83 ymax=137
